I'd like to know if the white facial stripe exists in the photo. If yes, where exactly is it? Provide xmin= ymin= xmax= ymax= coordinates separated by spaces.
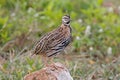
xmin=62 ymin=20 xmax=68 ymax=22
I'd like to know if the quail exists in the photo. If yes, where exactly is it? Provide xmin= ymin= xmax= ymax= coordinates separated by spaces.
xmin=33 ymin=15 xmax=72 ymax=66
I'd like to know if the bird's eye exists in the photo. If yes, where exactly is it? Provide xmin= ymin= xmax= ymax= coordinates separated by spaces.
xmin=66 ymin=21 xmax=70 ymax=24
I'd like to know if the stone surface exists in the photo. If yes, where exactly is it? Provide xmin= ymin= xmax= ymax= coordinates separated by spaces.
xmin=24 ymin=62 xmax=73 ymax=80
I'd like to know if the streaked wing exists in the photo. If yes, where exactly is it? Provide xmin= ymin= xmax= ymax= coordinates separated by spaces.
xmin=33 ymin=33 xmax=49 ymax=55
xmin=33 ymin=28 xmax=61 ymax=55
xmin=33 ymin=26 xmax=71 ymax=57
xmin=45 ymin=28 xmax=71 ymax=57
xmin=46 ymin=37 xmax=71 ymax=57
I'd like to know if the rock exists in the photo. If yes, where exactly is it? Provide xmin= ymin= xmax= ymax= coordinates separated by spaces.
xmin=24 ymin=62 xmax=73 ymax=80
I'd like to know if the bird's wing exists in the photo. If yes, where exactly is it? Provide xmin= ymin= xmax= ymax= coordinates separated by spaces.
xmin=33 ymin=33 xmax=49 ymax=55
xmin=46 ymin=37 xmax=71 ymax=57
xmin=45 ymin=28 xmax=72 ymax=57
xmin=33 ymin=26 xmax=71 ymax=57
xmin=33 ymin=27 xmax=61 ymax=55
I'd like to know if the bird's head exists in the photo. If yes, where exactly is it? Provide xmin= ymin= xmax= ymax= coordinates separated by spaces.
xmin=62 ymin=15 xmax=71 ymax=26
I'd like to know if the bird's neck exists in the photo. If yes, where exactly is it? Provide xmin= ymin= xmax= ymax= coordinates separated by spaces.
xmin=61 ymin=24 xmax=70 ymax=27
xmin=61 ymin=24 xmax=72 ymax=33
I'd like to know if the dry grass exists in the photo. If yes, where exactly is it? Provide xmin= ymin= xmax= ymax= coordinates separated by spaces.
xmin=0 ymin=50 xmax=120 ymax=80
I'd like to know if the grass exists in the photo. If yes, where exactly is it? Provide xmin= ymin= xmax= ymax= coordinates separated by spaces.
xmin=0 ymin=0 xmax=120 ymax=80
xmin=0 ymin=52 xmax=120 ymax=80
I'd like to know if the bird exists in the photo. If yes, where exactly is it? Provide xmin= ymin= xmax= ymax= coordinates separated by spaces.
xmin=32 ymin=15 xmax=72 ymax=66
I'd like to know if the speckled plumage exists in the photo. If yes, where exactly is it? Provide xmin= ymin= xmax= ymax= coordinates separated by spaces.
xmin=33 ymin=15 xmax=72 ymax=65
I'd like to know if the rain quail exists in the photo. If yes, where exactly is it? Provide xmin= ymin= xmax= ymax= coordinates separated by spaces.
xmin=33 ymin=15 xmax=72 ymax=66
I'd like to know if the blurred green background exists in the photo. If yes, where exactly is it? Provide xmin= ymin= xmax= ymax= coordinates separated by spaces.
xmin=0 ymin=0 xmax=120 ymax=80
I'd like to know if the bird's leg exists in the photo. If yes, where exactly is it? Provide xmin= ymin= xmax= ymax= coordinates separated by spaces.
xmin=41 ymin=55 xmax=49 ymax=67
xmin=49 ymin=57 xmax=54 ymax=64
xmin=49 ymin=57 xmax=59 ymax=69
